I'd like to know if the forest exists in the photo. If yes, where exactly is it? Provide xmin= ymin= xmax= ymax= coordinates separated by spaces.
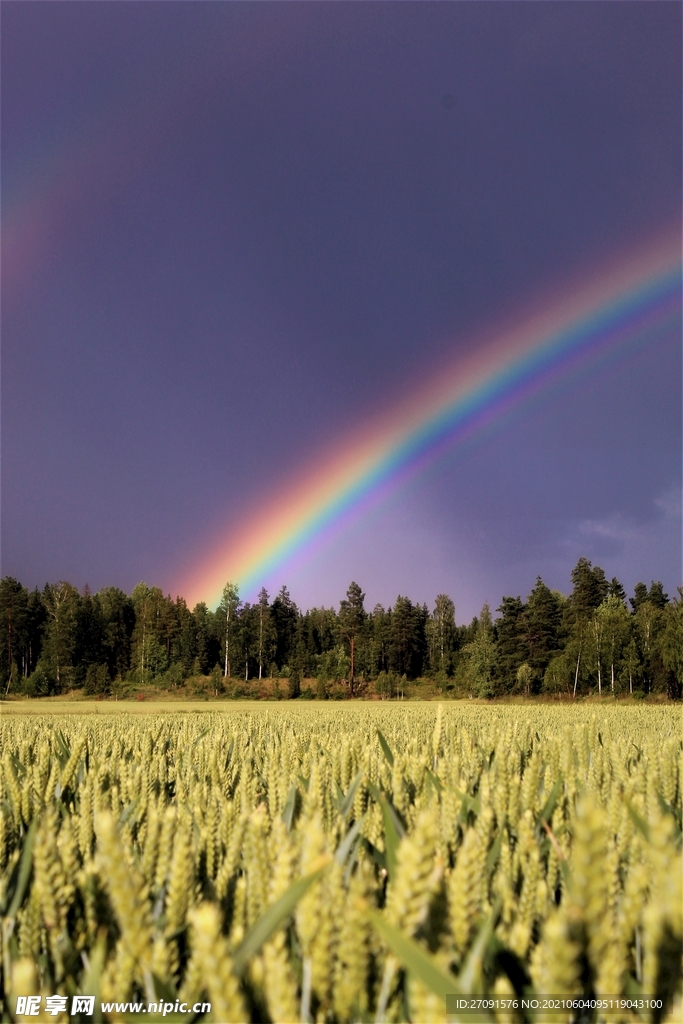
xmin=1 ymin=557 xmax=681 ymax=700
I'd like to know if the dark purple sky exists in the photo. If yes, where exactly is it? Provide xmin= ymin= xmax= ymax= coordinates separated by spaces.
xmin=2 ymin=2 xmax=681 ymax=620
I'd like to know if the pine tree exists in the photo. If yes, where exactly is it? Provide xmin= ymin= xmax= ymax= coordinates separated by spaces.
xmin=608 ymin=577 xmax=626 ymax=602
xmin=495 ymin=596 xmax=526 ymax=692
xmin=271 ymin=585 xmax=298 ymax=670
xmin=525 ymin=577 xmax=561 ymax=680
xmin=339 ymin=582 xmax=366 ymax=696
xmin=630 ymin=582 xmax=649 ymax=612
xmin=390 ymin=596 xmax=423 ymax=679
xmin=288 ymin=663 xmax=301 ymax=699
xmin=570 ymin=557 xmax=608 ymax=617
xmin=647 ymin=581 xmax=669 ymax=609
xmin=0 ymin=577 xmax=29 ymax=693
xmin=96 ymin=586 xmax=135 ymax=680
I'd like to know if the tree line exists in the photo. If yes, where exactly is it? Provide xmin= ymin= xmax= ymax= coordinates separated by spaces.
xmin=0 ymin=557 xmax=681 ymax=699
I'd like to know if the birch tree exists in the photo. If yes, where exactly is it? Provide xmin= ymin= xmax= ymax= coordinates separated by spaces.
xmin=635 ymin=600 xmax=664 ymax=694
xmin=463 ymin=604 xmax=497 ymax=697
xmin=428 ymin=594 xmax=456 ymax=675
xmin=221 ymin=582 xmax=240 ymax=678
xmin=590 ymin=607 xmax=605 ymax=695
xmin=42 ymin=581 xmax=79 ymax=691
xmin=596 ymin=594 xmax=630 ymax=692
xmin=658 ymin=586 xmax=683 ymax=697
xmin=131 ymin=583 xmax=167 ymax=684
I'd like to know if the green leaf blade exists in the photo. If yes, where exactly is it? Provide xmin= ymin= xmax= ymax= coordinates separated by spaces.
xmin=368 ymin=910 xmax=456 ymax=1003
xmin=232 ymin=857 xmax=330 ymax=975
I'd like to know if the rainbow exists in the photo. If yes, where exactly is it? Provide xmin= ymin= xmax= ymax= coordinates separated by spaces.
xmin=180 ymin=234 xmax=681 ymax=608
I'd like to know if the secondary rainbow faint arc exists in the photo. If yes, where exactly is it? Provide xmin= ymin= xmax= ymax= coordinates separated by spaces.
xmin=180 ymin=235 xmax=681 ymax=609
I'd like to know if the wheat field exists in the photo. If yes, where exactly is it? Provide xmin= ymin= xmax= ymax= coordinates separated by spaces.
xmin=0 ymin=705 xmax=680 ymax=1023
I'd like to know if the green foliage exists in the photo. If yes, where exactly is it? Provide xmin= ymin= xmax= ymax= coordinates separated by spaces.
xmin=659 ymin=587 xmax=683 ymax=698
xmin=462 ymin=604 xmax=497 ymax=697
xmin=22 ymin=661 xmax=52 ymax=697
xmin=1 ymin=558 xmax=680 ymax=701
xmin=525 ymin=577 xmax=562 ymax=678
xmin=338 ymin=582 xmax=366 ymax=694
xmin=288 ymin=664 xmax=301 ymax=699
xmin=219 ymin=581 xmax=241 ymax=678
xmin=271 ymin=585 xmax=298 ymax=669
xmin=543 ymin=651 xmax=573 ymax=695
xmin=426 ymin=594 xmax=457 ymax=677
xmin=495 ymin=595 xmax=526 ymax=690
xmin=570 ymin=556 xmax=609 ymax=618
xmin=83 ymin=663 xmax=111 ymax=695
xmin=42 ymin=581 xmax=80 ymax=690
xmin=516 ymin=661 xmax=534 ymax=695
